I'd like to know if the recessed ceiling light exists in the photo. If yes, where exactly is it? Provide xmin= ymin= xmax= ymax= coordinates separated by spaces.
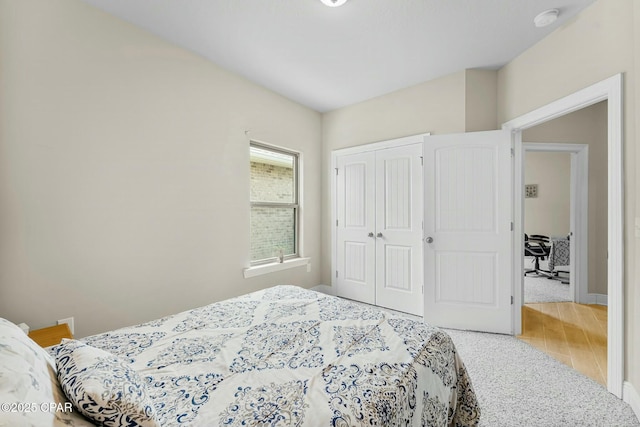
xmin=320 ymin=0 xmax=348 ymax=7
xmin=534 ymin=9 xmax=560 ymax=28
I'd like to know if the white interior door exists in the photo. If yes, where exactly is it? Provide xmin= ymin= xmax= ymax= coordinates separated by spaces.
xmin=335 ymin=151 xmax=376 ymax=304
xmin=375 ymin=144 xmax=424 ymax=316
xmin=424 ymin=130 xmax=513 ymax=334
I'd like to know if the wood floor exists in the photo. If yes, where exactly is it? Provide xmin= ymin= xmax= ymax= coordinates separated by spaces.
xmin=518 ymin=302 xmax=607 ymax=385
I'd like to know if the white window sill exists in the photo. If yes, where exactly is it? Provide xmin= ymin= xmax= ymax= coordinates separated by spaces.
xmin=243 ymin=257 xmax=310 ymax=278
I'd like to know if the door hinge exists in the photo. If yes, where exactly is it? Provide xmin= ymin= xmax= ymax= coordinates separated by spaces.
xmin=336 ymin=219 xmax=339 ymax=227
xmin=420 ymin=156 xmax=423 ymax=166
xmin=510 ymin=148 xmax=515 ymax=157
xmin=336 ymin=270 xmax=338 ymax=278
xmin=335 ymin=168 xmax=339 ymax=175
xmin=510 ymin=222 xmax=514 ymax=231
xmin=511 ymin=296 xmax=514 ymax=305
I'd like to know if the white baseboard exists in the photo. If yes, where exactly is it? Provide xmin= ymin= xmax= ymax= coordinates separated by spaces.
xmin=623 ymin=381 xmax=640 ymax=423
xmin=586 ymin=293 xmax=608 ymax=306
xmin=311 ymin=284 xmax=335 ymax=296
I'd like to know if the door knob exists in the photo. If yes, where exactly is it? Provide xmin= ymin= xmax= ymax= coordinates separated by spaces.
xmin=376 ymin=232 xmax=383 ymax=238
xmin=368 ymin=232 xmax=375 ymax=238
xmin=425 ymin=236 xmax=434 ymax=243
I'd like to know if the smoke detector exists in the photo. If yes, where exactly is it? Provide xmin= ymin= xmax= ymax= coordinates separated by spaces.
xmin=534 ymin=9 xmax=560 ymax=28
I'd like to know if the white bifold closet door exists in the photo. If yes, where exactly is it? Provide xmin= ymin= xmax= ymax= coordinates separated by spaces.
xmin=335 ymin=150 xmax=376 ymax=305
xmin=335 ymin=143 xmax=423 ymax=316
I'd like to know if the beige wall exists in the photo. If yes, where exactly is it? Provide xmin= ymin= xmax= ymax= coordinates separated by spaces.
xmin=498 ymin=0 xmax=637 ymax=394
xmin=524 ymin=152 xmax=571 ymax=238
xmin=523 ymin=102 xmax=608 ymax=295
xmin=465 ymin=69 xmax=498 ymax=132
xmin=0 ymin=0 xmax=322 ymax=337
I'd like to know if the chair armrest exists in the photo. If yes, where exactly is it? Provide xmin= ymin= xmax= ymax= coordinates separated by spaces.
xmin=525 ymin=240 xmax=550 ymax=256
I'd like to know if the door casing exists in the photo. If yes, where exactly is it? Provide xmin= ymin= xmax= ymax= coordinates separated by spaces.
xmin=503 ymin=74 xmax=624 ymax=398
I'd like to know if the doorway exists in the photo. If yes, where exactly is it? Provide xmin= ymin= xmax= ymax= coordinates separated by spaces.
xmin=520 ymin=141 xmax=609 ymax=385
xmin=522 ymin=143 xmax=589 ymax=305
xmin=504 ymin=74 xmax=623 ymax=398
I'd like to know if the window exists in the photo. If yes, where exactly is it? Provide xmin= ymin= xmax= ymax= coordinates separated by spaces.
xmin=250 ymin=142 xmax=299 ymax=265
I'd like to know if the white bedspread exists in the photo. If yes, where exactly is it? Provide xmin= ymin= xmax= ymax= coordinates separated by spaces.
xmin=56 ymin=285 xmax=480 ymax=426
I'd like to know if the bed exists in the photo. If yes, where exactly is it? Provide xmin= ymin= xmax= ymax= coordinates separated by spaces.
xmin=0 ymin=285 xmax=480 ymax=426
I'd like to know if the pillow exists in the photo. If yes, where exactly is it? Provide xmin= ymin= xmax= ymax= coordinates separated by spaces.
xmin=0 ymin=318 xmax=94 ymax=427
xmin=55 ymin=339 xmax=160 ymax=427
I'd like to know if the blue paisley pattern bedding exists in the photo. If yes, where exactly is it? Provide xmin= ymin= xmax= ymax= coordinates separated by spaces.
xmin=52 ymin=286 xmax=480 ymax=426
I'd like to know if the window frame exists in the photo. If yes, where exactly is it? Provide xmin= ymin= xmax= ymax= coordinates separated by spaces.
xmin=249 ymin=141 xmax=300 ymax=266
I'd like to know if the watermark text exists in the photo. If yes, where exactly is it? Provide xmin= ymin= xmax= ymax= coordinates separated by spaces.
xmin=0 ymin=402 xmax=74 ymax=413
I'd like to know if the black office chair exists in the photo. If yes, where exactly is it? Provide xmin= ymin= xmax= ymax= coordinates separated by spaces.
xmin=524 ymin=234 xmax=551 ymax=277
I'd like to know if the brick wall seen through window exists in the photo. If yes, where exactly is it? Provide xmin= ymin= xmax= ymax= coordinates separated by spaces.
xmin=250 ymin=144 xmax=298 ymax=263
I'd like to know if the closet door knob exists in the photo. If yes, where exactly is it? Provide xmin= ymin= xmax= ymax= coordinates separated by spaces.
xmin=368 ymin=232 xmax=375 ymax=238
xmin=376 ymin=232 xmax=383 ymax=238
xmin=425 ymin=236 xmax=434 ymax=243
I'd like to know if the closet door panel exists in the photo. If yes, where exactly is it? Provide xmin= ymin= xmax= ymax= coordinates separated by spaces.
xmin=375 ymin=143 xmax=424 ymax=316
xmin=335 ymin=152 xmax=376 ymax=304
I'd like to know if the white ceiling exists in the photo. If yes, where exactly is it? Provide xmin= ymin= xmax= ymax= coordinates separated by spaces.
xmin=81 ymin=0 xmax=596 ymax=113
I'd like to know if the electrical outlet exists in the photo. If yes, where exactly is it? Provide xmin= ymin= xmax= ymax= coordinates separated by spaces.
xmin=58 ymin=317 xmax=74 ymax=335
